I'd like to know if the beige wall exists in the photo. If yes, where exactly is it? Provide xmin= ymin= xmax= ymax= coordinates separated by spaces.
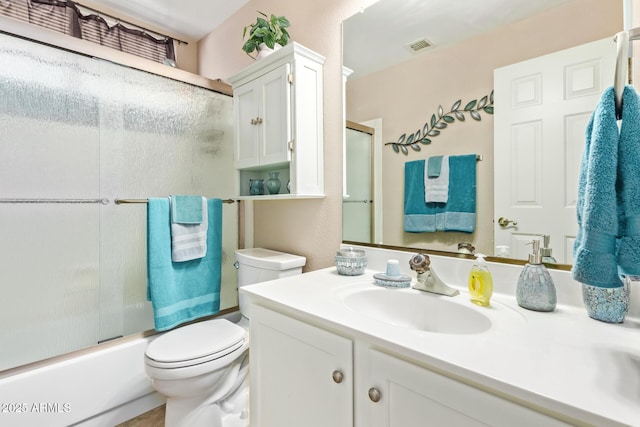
xmin=198 ymin=0 xmax=366 ymax=271
xmin=197 ymin=0 xmax=622 ymax=269
xmin=346 ymin=0 xmax=621 ymax=255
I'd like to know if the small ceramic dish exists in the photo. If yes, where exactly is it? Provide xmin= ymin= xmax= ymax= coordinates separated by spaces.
xmin=373 ymin=272 xmax=411 ymax=288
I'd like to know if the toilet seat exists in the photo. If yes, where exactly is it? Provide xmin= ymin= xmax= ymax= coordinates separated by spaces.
xmin=145 ymin=319 xmax=246 ymax=369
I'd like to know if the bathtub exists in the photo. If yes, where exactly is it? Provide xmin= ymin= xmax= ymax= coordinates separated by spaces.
xmin=0 ymin=310 xmax=241 ymax=427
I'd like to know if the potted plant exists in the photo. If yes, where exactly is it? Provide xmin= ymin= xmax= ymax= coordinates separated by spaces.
xmin=242 ymin=11 xmax=291 ymax=59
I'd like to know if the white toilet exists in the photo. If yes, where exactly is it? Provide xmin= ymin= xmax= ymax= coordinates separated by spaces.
xmin=144 ymin=248 xmax=306 ymax=427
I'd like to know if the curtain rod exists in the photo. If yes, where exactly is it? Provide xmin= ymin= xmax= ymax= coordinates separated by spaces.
xmin=72 ymin=1 xmax=189 ymax=45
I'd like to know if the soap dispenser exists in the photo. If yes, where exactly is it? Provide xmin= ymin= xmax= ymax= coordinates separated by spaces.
xmin=540 ymin=234 xmax=557 ymax=264
xmin=516 ymin=239 xmax=557 ymax=312
xmin=468 ymin=253 xmax=493 ymax=306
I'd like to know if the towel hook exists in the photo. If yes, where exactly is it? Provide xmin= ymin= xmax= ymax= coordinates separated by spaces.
xmin=614 ymin=30 xmax=630 ymax=120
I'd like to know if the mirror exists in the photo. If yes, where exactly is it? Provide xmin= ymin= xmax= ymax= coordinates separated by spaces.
xmin=343 ymin=0 xmax=622 ymax=266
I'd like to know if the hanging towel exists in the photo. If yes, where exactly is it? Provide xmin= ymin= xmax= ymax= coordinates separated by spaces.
xmin=170 ymin=195 xmax=208 ymax=262
xmin=405 ymin=159 xmax=437 ymax=232
xmin=404 ymin=155 xmax=476 ymax=233
xmin=171 ymin=195 xmax=203 ymax=224
xmin=425 ymin=155 xmax=449 ymax=203
xmin=616 ymin=85 xmax=640 ymax=276
xmin=147 ymin=198 xmax=222 ymax=331
xmin=427 ymin=155 xmax=443 ymax=177
xmin=442 ymin=154 xmax=476 ymax=232
xmin=572 ymin=87 xmax=621 ymax=288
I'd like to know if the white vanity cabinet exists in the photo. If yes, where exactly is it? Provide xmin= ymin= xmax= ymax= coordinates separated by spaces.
xmin=249 ymin=305 xmax=353 ymax=427
xmin=249 ymin=303 xmax=573 ymax=427
xmin=357 ymin=347 xmax=571 ymax=427
xmin=229 ymin=43 xmax=325 ymax=199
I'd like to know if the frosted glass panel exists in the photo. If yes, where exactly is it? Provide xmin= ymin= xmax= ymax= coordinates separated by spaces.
xmin=343 ymin=128 xmax=372 ymax=243
xmin=0 ymin=205 xmax=100 ymax=369
xmin=0 ymin=33 xmax=235 ymax=370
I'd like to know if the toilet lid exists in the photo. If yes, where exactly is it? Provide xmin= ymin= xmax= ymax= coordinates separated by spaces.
xmin=146 ymin=319 xmax=245 ymax=364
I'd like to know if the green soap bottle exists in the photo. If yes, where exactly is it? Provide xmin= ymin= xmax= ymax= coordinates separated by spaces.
xmin=468 ymin=253 xmax=493 ymax=307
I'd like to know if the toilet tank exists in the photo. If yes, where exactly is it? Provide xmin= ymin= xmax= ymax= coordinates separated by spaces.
xmin=235 ymin=248 xmax=306 ymax=318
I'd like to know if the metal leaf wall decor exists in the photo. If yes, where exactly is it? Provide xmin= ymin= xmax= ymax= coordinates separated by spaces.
xmin=386 ymin=90 xmax=494 ymax=155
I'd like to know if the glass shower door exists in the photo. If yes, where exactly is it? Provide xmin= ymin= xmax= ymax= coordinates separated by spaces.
xmin=343 ymin=126 xmax=373 ymax=243
xmin=0 ymin=34 xmax=102 ymax=369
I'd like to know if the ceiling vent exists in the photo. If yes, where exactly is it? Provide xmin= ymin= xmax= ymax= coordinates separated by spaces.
xmin=407 ymin=38 xmax=433 ymax=53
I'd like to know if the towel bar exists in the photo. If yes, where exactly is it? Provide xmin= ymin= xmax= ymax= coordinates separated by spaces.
xmin=0 ymin=198 xmax=109 ymax=204
xmin=115 ymin=198 xmax=235 ymax=204
xmin=0 ymin=198 xmax=235 ymax=205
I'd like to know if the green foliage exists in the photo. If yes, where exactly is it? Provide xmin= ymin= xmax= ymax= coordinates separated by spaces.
xmin=242 ymin=11 xmax=291 ymax=58
xmin=385 ymin=91 xmax=494 ymax=155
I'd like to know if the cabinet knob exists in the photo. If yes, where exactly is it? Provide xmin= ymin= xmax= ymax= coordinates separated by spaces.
xmin=332 ymin=370 xmax=344 ymax=384
xmin=250 ymin=117 xmax=263 ymax=125
xmin=368 ymin=387 xmax=381 ymax=403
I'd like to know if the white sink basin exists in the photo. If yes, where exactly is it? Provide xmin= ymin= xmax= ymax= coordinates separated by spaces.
xmin=335 ymin=282 xmax=524 ymax=335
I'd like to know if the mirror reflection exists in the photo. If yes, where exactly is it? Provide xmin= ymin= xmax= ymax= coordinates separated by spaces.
xmin=343 ymin=0 xmax=622 ymax=266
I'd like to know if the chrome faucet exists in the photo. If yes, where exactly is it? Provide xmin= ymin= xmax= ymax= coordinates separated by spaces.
xmin=409 ymin=253 xmax=460 ymax=297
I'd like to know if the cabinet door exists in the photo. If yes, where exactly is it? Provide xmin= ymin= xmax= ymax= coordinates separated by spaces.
xmin=250 ymin=305 xmax=352 ymax=427
xmin=360 ymin=349 xmax=570 ymax=427
xmin=234 ymin=81 xmax=260 ymax=169
xmin=259 ymin=63 xmax=291 ymax=166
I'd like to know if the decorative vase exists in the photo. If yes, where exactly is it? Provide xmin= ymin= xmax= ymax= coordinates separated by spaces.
xmin=581 ymin=278 xmax=630 ymax=323
xmin=256 ymin=43 xmax=282 ymax=60
xmin=249 ymin=178 xmax=264 ymax=195
xmin=266 ymin=172 xmax=281 ymax=194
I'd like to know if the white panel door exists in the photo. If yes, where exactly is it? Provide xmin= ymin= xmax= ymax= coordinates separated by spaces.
xmin=494 ymin=38 xmax=616 ymax=263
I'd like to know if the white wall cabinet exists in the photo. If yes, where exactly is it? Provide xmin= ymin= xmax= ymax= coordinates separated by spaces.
xmin=249 ymin=305 xmax=353 ymax=427
xmin=229 ymin=43 xmax=325 ymax=199
xmin=250 ymin=304 xmax=572 ymax=427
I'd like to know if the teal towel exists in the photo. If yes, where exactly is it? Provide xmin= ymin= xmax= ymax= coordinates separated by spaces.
xmin=147 ymin=198 xmax=222 ymax=331
xmin=427 ymin=156 xmax=443 ymax=178
xmin=443 ymin=154 xmax=476 ymax=232
xmin=404 ymin=155 xmax=476 ymax=233
xmin=171 ymin=195 xmax=203 ymax=224
xmin=573 ymin=87 xmax=620 ymax=288
xmin=616 ymin=86 xmax=640 ymax=276
xmin=405 ymin=159 xmax=437 ymax=232
xmin=170 ymin=196 xmax=208 ymax=262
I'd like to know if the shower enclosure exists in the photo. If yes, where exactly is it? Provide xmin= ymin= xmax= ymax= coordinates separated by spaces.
xmin=0 ymin=32 xmax=236 ymax=371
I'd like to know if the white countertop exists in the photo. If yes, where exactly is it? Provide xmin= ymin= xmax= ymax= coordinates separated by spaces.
xmin=242 ymin=246 xmax=640 ymax=427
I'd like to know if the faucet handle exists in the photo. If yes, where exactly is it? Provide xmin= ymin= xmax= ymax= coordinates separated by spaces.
xmin=409 ymin=253 xmax=431 ymax=274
